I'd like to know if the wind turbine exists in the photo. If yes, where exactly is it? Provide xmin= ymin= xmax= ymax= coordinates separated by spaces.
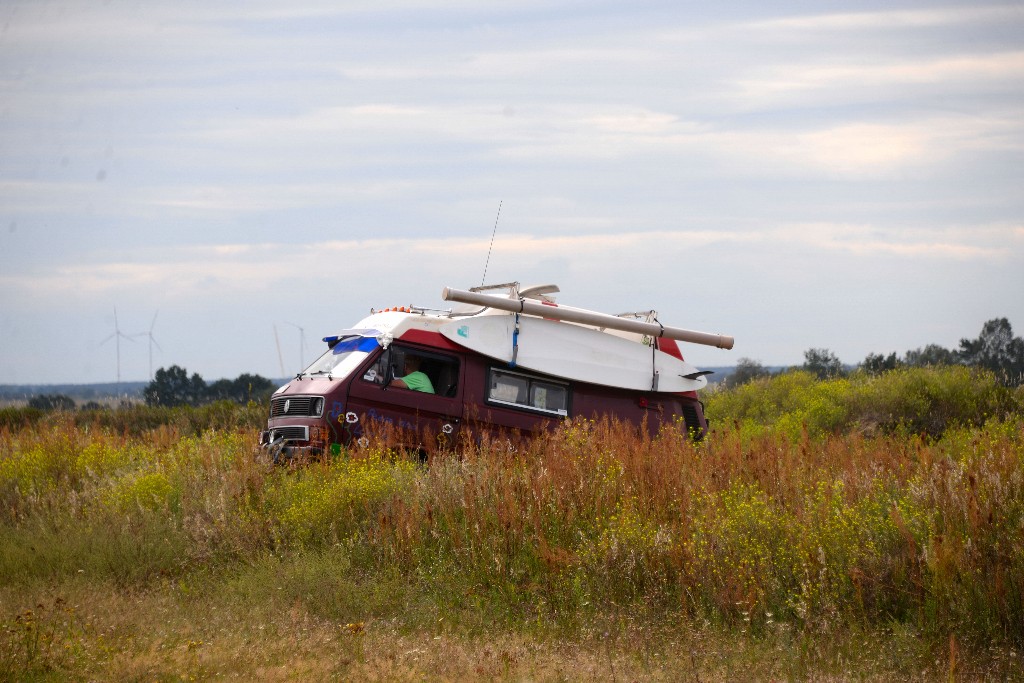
xmin=100 ymin=306 xmax=134 ymax=395
xmin=285 ymin=321 xmax=306 ymax=372
xmin=133 ymin=311 xmax=162 ymax=381
xmin=273 ymin=325 xmax=285 ymax=377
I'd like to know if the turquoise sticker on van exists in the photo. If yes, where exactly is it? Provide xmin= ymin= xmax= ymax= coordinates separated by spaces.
xmin=457 ymin=325 xmax=469 ymax=338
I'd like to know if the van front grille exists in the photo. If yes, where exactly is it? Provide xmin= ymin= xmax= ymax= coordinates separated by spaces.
xmin=267 ymin=426 xmax=308 ymax=442
xmin=270 ymin=396 xmax=320 ymax=417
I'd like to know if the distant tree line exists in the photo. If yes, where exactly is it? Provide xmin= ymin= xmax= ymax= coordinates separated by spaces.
xmin=26 ymin=394 xmax=78 ymax=411
xmin=21 ymin=318 xmax=1024 ymax=410
xmin=23 ymin=368 xmax=278 ymax=411
xmin=726 ymin=317 xmax=1024 ymax=388
xmin=143 ymin=366 xmax=276 ymax=407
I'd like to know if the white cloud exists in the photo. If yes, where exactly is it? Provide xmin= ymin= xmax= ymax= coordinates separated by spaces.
xmin=743 ymin=6 xmax=1023 ymax=32
xmin=735 ymin=51 xmax=1024 ymax=104
xmin=775 ymin=223 xmax=1009 ymax=259
xmin=4 ymin=224 xmax=1010 ymax=305
xmin=492 ymin=109 xmax=1020 ymax=176
xmin=337 ymin=44 xmax=648 ymax=82
xmin=150 ymin=179 xmax=435 ymax=213
xmin=741 ymin=123 xmax=936 ymax=176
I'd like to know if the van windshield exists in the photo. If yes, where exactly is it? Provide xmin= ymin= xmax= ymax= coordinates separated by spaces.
xmin=302 ymin=335 xmax=379 ymax=379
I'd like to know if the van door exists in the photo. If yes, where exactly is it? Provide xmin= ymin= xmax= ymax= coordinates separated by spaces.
xmin=346 ymin=344 xmax=463 ymax=453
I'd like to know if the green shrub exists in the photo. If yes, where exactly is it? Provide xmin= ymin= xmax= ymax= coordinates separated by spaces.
xmin=75 ymin=440 xmax=136 ymax=477
xmin=100 ymin=468 xmax=179 ymax=514
xmin=575 ymin=497 xmax=675 ymax=604
xmin=75 ymin=400 xmax=268 ymax=437
xmin=0 ymin=406 xmax=43 ymax=432
xmin=706 ymin=366 xmax=1020 ymax=440
xmin=0 ymin=432 xmax=77 ymax=498
xmin=265 ymin=453 xmax=416 ymax=546
xmin=685 ymin=482 xmax=798 ymax=621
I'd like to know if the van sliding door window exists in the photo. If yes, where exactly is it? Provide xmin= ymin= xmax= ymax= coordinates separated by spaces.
xmin=487 ymin=368 xmax=569 ymax=416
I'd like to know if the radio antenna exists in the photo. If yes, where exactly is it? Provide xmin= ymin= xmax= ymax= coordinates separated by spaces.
xmin=481 ymin=200 xmax=502 ymax=286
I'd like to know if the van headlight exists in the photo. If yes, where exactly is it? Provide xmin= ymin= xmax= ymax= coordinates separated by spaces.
xmin=312 ymin=397 xmax=324 ymax=416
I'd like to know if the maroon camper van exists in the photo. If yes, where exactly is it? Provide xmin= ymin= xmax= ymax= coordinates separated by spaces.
xmin=259 ymin=283 xmax=733 ymax=460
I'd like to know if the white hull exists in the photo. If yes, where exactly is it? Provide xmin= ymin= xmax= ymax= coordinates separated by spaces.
xmin=440 ymin=314 xmax=707 ymax=393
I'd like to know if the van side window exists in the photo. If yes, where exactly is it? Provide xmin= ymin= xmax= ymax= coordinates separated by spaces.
xmin=364 ymin=346 xmax=460 ymax=398
xmin=487 ymin=368 xmax=569 ymax=415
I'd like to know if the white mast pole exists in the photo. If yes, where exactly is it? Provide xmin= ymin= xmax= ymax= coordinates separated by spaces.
xmin=441 ymin=287 xmax=734 ymax=350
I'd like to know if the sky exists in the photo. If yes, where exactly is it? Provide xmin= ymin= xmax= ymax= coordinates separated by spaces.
xmin=1 ymin=0 xmax=1022 ymax=386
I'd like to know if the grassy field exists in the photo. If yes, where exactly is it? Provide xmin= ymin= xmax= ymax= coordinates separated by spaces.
xmin=2 ymin=367 xmax=1022 ymax=681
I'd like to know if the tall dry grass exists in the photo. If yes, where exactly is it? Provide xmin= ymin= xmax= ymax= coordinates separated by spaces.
xmin=2 ymin=407 xmax=1021 ymax=651
xmin=2 ymin=367 xmax=1023 ymax=678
